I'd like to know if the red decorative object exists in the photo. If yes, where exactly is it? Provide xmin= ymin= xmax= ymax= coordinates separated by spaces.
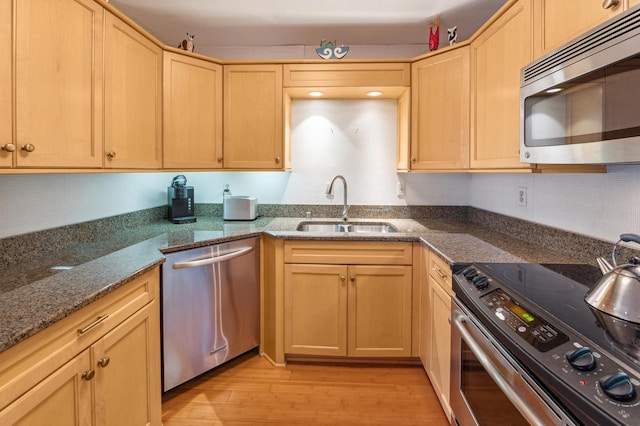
xmin=429 ymin=18 xmax=440 ymax=51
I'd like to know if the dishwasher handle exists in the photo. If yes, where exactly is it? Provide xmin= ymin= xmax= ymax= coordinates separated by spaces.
xmin=172 ymin=246 xmax=254 ymax=269
xmin=453 ymin=313 xmax=548 ymax=426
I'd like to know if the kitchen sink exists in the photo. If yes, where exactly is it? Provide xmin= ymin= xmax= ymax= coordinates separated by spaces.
xmin=296 ymin=221 xmax=398 ymax=233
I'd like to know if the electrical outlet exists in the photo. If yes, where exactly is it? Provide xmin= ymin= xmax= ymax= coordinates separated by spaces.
xmin=396 ymin=181 xmax=405 ymax=197
xmin=517 ymin=186 xmax=527 ymax=206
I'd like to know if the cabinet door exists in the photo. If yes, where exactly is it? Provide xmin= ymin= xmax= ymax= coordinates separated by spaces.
xmin=0 ymin=350 xmax=92 ymax=425
xmin=104 ymin=12 xmax=162 ymax=169
xmin=418 ymin=247 xmax=430 ymax=370
xmin=0 ymin=0 xmax=12 ymax=168
xmin=471 ymin=0 xmax=532 ymax=170
xmin=223 ymin=65 xmax=283 ymax=169
xmin=534 ymin=0 xmax=623 ymax=56
xmin=348 ymin=265 xmax=413 ymax=357
xmin=93 ymin=301 xmax=161 ymax=426
xmin=284 ymin=264 xmax=348 ymax=356
xmin=411 ymin=47 xmax=470 ymax=171
xmin=428 ymin=276 xmax=452 ymax=420
xmin=15 ymin=0 xmax=103 ymax=168
xmin=163 ymin=52 xmax=223 ymax=169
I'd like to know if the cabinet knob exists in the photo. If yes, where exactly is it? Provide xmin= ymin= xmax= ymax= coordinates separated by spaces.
xmin=602 ymin=0 xmax=619 ymax=8
xmin=275 ymin=156 xmax=281 ymax=164
xmin=350 ymin=276 xmax=356 ymax=282
xmin=217 ymin=156 xmax=223 ymax=163
xmin=97 ymin=356 xmax=111 ymax=368
xmin=82 ymin=369 xmax=95 ymax=381
xmin=21 ymin=143 xmax=36 ymax=153
xmin=106 ymin=151 xmax=117 ymax=159
xmin=411 ymin=157 xmax=416 ymax=163
xmin=1 ymin=143 xmax=16 ymax=152
xmin=340 ymin=275 xmax=346 ymax=281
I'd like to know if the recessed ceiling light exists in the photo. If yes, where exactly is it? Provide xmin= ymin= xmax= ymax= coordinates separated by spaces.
xmin=545 ymin=87 xmax=562 ymax=94
xmin=366 ymin=91 xmax=384 ymax=97
xmin=308 ymin=91 xmax=324 ymax=97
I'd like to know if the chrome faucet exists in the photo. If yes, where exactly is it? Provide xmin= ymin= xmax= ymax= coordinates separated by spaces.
xmin=326 ymin=175 xmax=349 ymax=221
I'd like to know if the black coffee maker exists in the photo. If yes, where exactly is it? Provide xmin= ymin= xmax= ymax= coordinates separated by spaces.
xmin=167 ymin=175 xmax=196 ymax=224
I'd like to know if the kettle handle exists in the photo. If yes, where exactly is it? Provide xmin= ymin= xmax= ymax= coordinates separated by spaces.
xmin=620 ymin=233 xmax=640 ymax=245
xmin=612 ymin=233 xmax=640 ymax=266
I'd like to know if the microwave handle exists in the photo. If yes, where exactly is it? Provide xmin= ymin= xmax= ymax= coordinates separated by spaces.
xmin=172 ymin=246 xmax=253 ymax=269
xmin=453 ymin=314 xmax=548 ymax=426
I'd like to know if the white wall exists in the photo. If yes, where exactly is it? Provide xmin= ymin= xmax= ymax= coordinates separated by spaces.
xmin=469 ymin=165 xmax=640 ymax=243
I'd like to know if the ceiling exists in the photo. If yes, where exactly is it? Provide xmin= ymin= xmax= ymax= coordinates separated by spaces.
xmin=108 ymin=0 xmax=507 ymax=55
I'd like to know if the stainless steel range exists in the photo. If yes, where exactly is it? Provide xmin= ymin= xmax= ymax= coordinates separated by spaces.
xmin=452 ymin=263 xmax=640 ymax=425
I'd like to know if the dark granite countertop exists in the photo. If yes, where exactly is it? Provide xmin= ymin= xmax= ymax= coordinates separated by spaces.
xmin=0 ymin=214 xmax=583 ymax=354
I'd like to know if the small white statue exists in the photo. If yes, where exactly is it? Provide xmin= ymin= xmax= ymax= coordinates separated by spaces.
xmin=448 ymin=26 xmax=458 ymax=46
xmin=178 ymin=33 xmax=195 ymax=52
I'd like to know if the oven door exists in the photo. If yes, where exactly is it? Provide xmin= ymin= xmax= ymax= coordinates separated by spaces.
xmin=451 ymin=299 xmax=575 ymax=426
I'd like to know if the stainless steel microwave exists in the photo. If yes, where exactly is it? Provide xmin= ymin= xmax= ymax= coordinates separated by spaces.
xmin=520 ymin=4 xmax=640 ymax=165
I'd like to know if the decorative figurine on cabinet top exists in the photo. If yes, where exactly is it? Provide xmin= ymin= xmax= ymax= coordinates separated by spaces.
xmin=448 ymin=26 xmax=458 ymax=45
xmin=178 ymin=33 xmax=195 ymax=52
xmin=429 ymin=18 xmax=440 ymax=51
xmin=316 ymin=39 xmax=350 ymax=60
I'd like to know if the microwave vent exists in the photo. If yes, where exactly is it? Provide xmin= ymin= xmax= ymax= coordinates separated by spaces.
xmin=522 ymin=5 xmax=640 ymax=85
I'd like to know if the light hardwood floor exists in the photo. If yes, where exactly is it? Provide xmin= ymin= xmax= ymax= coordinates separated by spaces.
xmin=162 ymin=351 xmax=449 ymax=425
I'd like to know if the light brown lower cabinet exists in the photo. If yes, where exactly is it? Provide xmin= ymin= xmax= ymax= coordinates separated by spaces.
xmin=283 ymin=241 xmax=413 ymax=358
xmin=0 ymin=268 xmax=161 ymax=425
xmin=419 ymin=246 xmax=453 ymax=422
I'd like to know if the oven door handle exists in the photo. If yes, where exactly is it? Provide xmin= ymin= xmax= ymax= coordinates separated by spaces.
xmin=453 ymin=313 xmax=548 ymax=426
xmin=172 ymin=246 xmax=254 ymax=269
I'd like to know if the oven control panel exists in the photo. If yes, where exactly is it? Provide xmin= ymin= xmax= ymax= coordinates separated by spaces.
xmin=479 ymin=288 xmax=570 ymax=352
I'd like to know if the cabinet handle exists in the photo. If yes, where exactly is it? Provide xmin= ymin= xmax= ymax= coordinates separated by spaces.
xmin=106 ymin=151 xmax=117 ymax=159
xmin=217 ymin=156 xmax=223 ymax=163
xmin=82 ymin=369 xmax=95 ymax=381
xmin=433 ymin=267 xmax=447 ymax=280
xmin=77 ymin=314 xmax=109 ymax=336
xmin=602 ymin=0 xmax=619 ymax=9
xmin=1 ymin=143 xmax=16 ymax=152
xmin=21 ymin=143 xmax=36 ymax=153
xmin=275 ymin=156 xmax=281 ymax=164
xmin=97 ymin=356 xmax=111 ymax=368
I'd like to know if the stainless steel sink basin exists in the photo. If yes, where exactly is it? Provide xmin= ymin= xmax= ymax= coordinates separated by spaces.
xmin=296 ymin=221 xmax=398 ymax=233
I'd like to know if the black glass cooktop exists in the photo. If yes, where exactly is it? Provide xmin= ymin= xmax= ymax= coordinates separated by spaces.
xmin=471 ymin=263 xmax=639 ymax=367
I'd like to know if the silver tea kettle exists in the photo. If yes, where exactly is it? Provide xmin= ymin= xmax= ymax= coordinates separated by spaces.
xmin=585 ymin=233 xmax=640 ymax=325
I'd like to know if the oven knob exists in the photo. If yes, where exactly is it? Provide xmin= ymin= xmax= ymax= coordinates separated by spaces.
xmin=565 ymin=347 xmax=596 ymax=371
xmin=599 ymin=372 xmax=637 ymax=402
xmin=472 ymin=275 xmax=489 ymax=289
xmin=463 ymin=268 xmax=478 ymax=280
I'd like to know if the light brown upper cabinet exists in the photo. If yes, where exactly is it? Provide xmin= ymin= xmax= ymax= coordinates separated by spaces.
xmin=532 ymin=0 xmax=624 ymax=57
xmin=163 ymin=52 xmax=223 ymax=169
xmin=104 ymin=12 xmax=162 ymax=169
xmin=410 ymin=46 xmax=470 ymax=171
xmin=223 ymin=65 xmax=283 ymax=169
xmin=470 ymin=0 xmax=533 ymax=170
xmin=0 ymin=0 xmax=12 ymax=168
xmin=13 ymin=0 xmax=104 ymax=169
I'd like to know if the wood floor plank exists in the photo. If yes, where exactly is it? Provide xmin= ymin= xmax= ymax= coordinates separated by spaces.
xmin=162 ymin=351 xmax=449 ymax=425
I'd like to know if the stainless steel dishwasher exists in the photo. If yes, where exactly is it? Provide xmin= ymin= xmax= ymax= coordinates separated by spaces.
xmin=161 ymin=237 xmax=259 ymax=391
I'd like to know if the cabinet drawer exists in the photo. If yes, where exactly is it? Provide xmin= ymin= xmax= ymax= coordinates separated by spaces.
xmin=429 ymin=253 xmax=453 ymax=294
xmin=0 ymin=267 xmax=159 ymax=410
xmin=284 ymin=241 xmax=412 ymax=265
